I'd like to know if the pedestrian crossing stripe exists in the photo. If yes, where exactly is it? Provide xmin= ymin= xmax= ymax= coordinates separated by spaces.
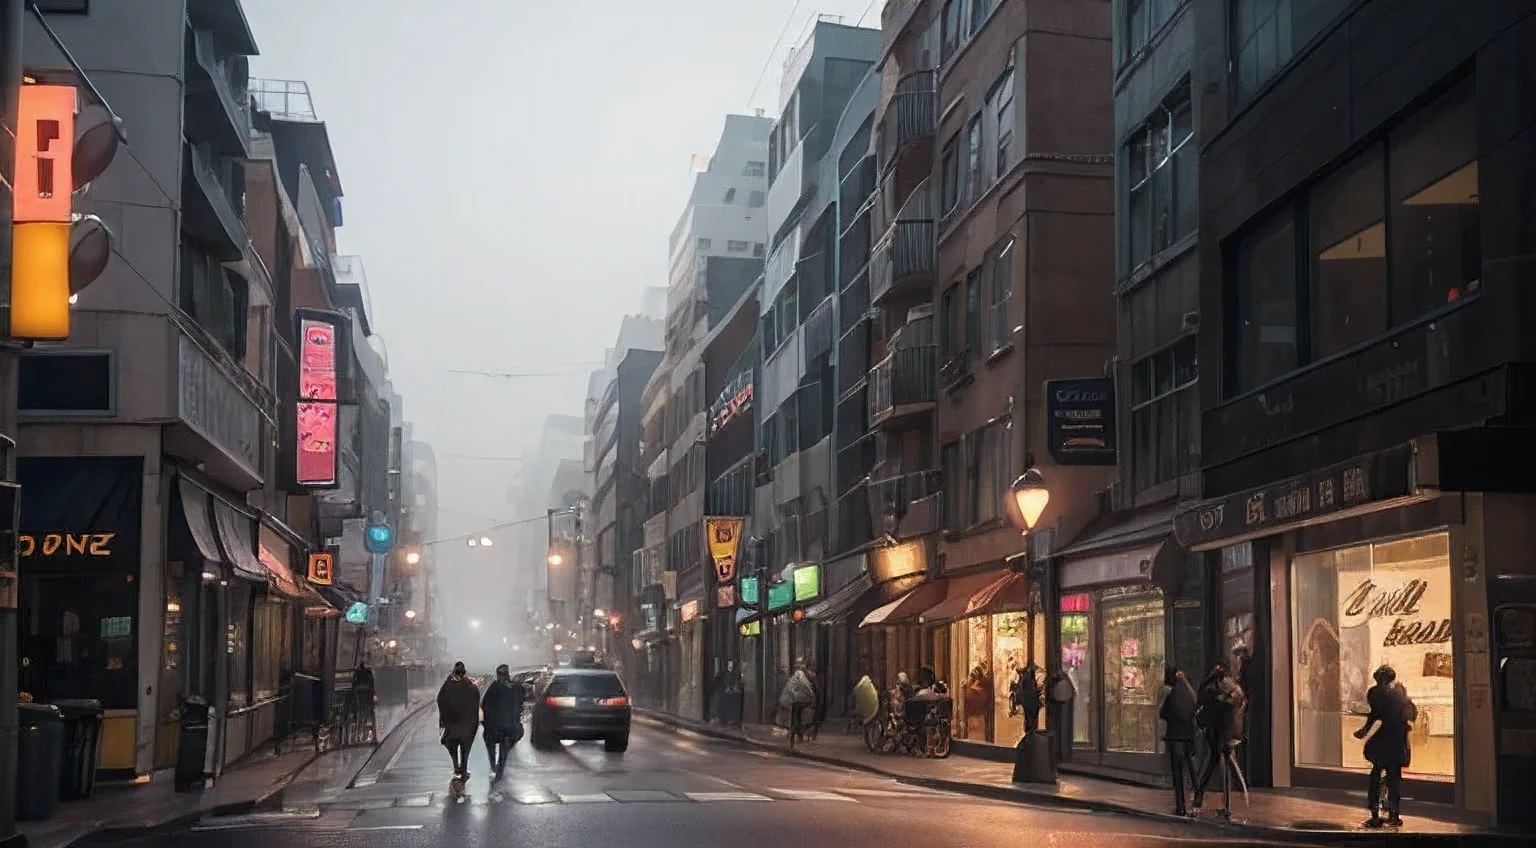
xmin=557 ymin=793 xmax=618 ymax=803
xmin=684 ymin=791 xmax=774 ymax=802
xmin=768 ymin=789 xmax=857 ymax=801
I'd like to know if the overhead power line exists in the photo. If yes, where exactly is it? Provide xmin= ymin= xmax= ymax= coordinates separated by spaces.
xmin=746 ymin=0 xmax=806 ymax=110
xmin=423 ymin=511 xmax=564 ymax=547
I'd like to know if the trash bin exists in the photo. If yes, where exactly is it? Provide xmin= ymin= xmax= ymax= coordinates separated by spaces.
xmin=1011 ymin=731 xmax=1057 ymax=784
xmin=175 ymin=696 xmax=211 ymax=793
xmin=17 ymin=703 xmax=63 ymax=821
xmin=52 ymin=699 xmax=103 ymax=801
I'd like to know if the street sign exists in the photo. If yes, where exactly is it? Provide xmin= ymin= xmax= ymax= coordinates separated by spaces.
xmin=364 ymin=523 xmax=394 ymax=554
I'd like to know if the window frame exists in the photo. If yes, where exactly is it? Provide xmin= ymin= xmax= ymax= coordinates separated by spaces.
xmin=1223 ymin=74 xmax=1481 ymax=399
xmin=1124 ymin=83 xmax=1194 ymax=274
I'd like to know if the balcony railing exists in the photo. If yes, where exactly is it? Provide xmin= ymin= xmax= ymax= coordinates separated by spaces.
xmin=829 ymin=479 xmax=875 ymax=556
xmin=839 ymin=155 xmax=877 ymax=233
xmin=888 ymin=71 xmax=936 ymax=154
xmin=879 ymin=0 xmax=924 ymax=62
xmin=837 ymin=317 xmax=872 ymax=399
xmin=836 ymin=431 xmax=877 ymax=496
xmin=189 ymin=28 xmax=251 ymax=149
xmin=869 ymin=345 xmax=937 ymax=426
xmin=870 ymin=182 xmax=936 ymax=305
xmin=868 ymin=469 xmax=942 ymax=539
xmin=184 ymin=145 xmax=247 ymax=260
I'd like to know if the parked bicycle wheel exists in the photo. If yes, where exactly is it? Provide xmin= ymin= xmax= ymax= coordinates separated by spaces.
xmin=927 ymin=724 xmax=952 ymax=758
xmin=863 ymin=717 xmax=883 ymax=752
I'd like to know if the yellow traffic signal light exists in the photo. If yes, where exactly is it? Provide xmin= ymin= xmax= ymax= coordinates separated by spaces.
xmin=9 ymin=84 xmax=118 ymax=341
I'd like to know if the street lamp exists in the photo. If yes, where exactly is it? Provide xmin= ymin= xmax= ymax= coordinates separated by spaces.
xmin=554 ymin=643 xmax=564 ymax=651
xmin=470 ymin=619 xmax=482 ymax=630
xmin=593 ymin=608 xmax=605 ymax=617
xmin=1008 ymin=467 xmax=1051 ymax=533
xmin=547 ymin=553 xmax=563 ymax=566
xmin=405 ymin=551 xmax=421 ymax=565
xmin=404 ymin=609 xmax=417 ymax=620
xmin=479 ymin=536 xmax=494 ymax=547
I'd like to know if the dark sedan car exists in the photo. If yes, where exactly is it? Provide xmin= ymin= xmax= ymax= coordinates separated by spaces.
xmin=530 ymin=668 xmax=630 ymax=752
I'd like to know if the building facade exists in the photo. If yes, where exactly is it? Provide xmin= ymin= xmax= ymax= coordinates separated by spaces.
xmin=1167 ymin=0 xmax=1536 ymax=827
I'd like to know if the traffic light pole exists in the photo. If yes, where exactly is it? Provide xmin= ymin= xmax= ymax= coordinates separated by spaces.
xmin=0 ymin=0 xmax=23 ymax=842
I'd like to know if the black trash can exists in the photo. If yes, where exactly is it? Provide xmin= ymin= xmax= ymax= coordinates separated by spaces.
xmin=17 ymin=703 xmax=63 ymax=821
xmin=1012 ymin=731 xmax=1057 ymax=784
xmin=53 ymin=699 xmax=104 ymax=801
xmin=175 ymin=696 xmax=211 ymax=793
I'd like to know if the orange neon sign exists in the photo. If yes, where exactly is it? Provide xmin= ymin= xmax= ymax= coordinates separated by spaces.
xmin=14 ymin=85 xmax=75 ymax=224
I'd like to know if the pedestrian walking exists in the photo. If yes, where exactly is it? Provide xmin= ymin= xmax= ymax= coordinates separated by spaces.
xmin=1160 ymin=666 xmax=1199 ymax=816
xmin=1191 ymin=661 xmax=1248 ymax=818
xmin=437 ymin=661 xmax=481 ymax=783
xmin=1354 ymin=665 xmax=1416 ymax=828
xmin=481 ymin=664 xmax=525 ymax=782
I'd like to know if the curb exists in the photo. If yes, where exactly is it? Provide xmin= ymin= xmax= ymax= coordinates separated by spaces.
xmin=633 ymin=710 xmax=1513 ymax=848
xmin=59 ymin=696 xmax=438 ymax=848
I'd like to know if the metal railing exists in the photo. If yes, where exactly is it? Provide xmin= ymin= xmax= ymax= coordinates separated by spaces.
xmin=190 ymin=29 xmax=252 ymax=141
xmin=889 ymin=71 xmax=936 ymax=152
xmin=187 ymin=144 xmax=246 ymax=245
xmin=869 ymin=345 xmax=938 ymax=423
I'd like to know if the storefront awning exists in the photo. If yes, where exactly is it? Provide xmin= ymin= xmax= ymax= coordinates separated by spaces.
xmin=211 ymin=498 xmax=267 ymax=583
xmin=916 ymin=572 xmax=1002 ymax=625
xmin=175 ymin=477 xmax=223 ymax=563
xmin=803 ymin=572 xmax=874 ymax=622
xmin=258 ymin=543 xmax=323 ymax=603
xmin=859 ymin=579 xmax=947 ymax=628
xmin=1059 ymin=537 xmax=1185 ymax=592
xmin=965 ymin=571 xmax=1031 ymax=617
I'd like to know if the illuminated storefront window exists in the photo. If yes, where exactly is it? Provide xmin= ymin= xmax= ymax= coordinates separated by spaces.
xmin=947 ymin=611 xmax=1047 ymax=744
xmin=1291 ymin=532 xmax=1455 ymax=780
xmin=1101 ymin=587 xmax=1166 ymax=754
xmin=1060 ymin=593 xmax=1095 ymax=748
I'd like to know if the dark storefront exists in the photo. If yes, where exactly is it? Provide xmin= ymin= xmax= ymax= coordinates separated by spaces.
xmin=18 ymin=456 xmax=144 ymax=776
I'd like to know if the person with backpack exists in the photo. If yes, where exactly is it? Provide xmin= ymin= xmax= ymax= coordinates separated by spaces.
xmin=1191 ymin=661 xmax=1247 ymax=818
xmin=1160 ymin=666 xmax=1200 ymax=816
xmin=1354 ymin=665 xmax=1417 ymax=827
xmin=481 ymin=664 xmax=526 ymax=782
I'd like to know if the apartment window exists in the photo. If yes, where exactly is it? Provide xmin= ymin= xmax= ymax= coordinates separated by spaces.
xmin=961 ymin=115 xmax=982 ymax=211
xmin=697 ymin=237 xmax=712 ymax=250
xmin=940 ymin=133 xmax=961 ymax=213
xmin=727 ymin=240 xmax=751 ymax=253
xmin=940 ymin=419 xmax=1010 ymax=531
xmin=744 ymin=160 xmax=766 ymax=177
xmin=965 ymin=268 xmax=981 ymax=355
xmin=1125 ymin=85 xmax=1195 ymax=272
xmin=748 ymin=190 xmax=766 ymax=208
xmin=993 ymin=68 xmax=1016 ymax=175
xmin=941 ymin=0 xmax=963 ymax=62
xmin=18 ymin=351 xmax=112 ymax=413
xmin=723 ymin=187 xmax=737 ymax=203
xmin=753 ymin=242 xmax=766 ymax=258
xmin=988 ymin=236 xmax=1015 ymax=352
xmin=1230 ymin=0 xmax=1342 ymax=105
xmin=1129 ymin=336 xmax=1199 ymax=491
xmin=1228 ymin=78 xmax=1480 ymax=395
xmin=969 ymin=0 xmax=994 ymax=36
xmin=1124 ymin=0 xmax=1175 ymax=62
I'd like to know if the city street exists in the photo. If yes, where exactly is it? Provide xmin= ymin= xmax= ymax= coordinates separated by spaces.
xmin=95 ymin=712 xmax=1280 ymax=848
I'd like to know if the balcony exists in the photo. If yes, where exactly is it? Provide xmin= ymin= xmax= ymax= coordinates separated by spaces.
xmin=870 ymin=182 xmax=936 ymax=306
xmin=169 ymin=331 xmax=267 ymax=490
xmin=829 ymin=479 xmax=875 ymax=557
xmin=183 ymin=145 xmax=247 ymax=260
xmin=185 ymin=28 xmax=251 ymax=155
xmin=837 ymin=317 xmax=872 ymax=399
xmin=869 ymin=345 xmax=937 ymax=427
xmin=883 ymin=71 xmax=936 ymax=163
xmin=869 ymin=470 xmax=942 ymax=540
xmin=839 ymin=155 xmax=877 ymax=234
xmin=879 ymin=0 xmax=924 ymax=62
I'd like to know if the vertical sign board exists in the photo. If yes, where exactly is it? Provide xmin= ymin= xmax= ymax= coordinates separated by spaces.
xmin=705 ymin=516 xmax=744 ymax=586
xmin=10 ymin=85 xmax=76 ymax=340
xmin=295 ymin=309 xmax=344 ymax=488
xmin=1044 ymin=378 xmax=1117 ymax=466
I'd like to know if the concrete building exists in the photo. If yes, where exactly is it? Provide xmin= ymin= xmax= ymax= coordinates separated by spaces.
xmin=505 ymin=413 xmax=585 ymax=625
xmin=1166 ymin=0 xmax=1533 ymax=827
xmin=8 ymin=2 xmax=395 ymax=787
xmin=631 ymin=111 xmax=772 ymax=716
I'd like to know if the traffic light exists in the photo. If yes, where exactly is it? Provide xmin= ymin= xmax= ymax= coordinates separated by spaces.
xmin=10 ymin=86 xmax=119 ymax=341
xmin=364 ymin=522 xmax=395 ymax=554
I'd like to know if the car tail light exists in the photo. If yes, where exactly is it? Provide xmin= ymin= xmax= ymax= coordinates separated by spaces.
xmin=545 ymin=696 xmax=576 ymax=707
xmin=598 ymin=696 xmax=629 ymax=707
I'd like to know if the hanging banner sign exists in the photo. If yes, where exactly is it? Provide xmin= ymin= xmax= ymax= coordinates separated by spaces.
xmin=705 ymin=516 xmax=744 ymax=583
xmin=307 ymin=551 xmax=334 ymax=585
xmin=716 ymin=584 xmax=736 ymax=609
xmin=295 ymin=309 xmax=345 ymax=489
xmin=710 ymin=381 xmax=753 ymax=436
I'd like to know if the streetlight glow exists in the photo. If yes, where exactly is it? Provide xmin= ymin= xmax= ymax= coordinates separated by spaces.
xmin=405 ymin=551 xmax=421 ymax=565
xmin=470 ymin=619 xmax=482 ymax=630
xmin=554 ymin=643 xmax=563 ymax=651
xmin=1008 ymin=468 xmax=1051 ymax=532
xmin=593 ymin=608 xmax=606 ymax=617
xmin=547 ymin=553 xmax=563 ymax=566
xmin=467 ymin=538 xmax=477 ymax=547
xmin=479 ymin=536 xmax=494 ymax=547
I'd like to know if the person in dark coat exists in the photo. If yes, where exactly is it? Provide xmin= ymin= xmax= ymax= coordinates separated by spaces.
xmin=437 ymin=662 xmax=481 ymax=780
xmin=1009 ymin=665 xmax=1043 ymax=735
xmin=1160 ymin=666 xmax=1199 ymax=816
xmin=481 ymin=664 xmax=525 ymax=782
xmin=1354 ymin=665 xmax=1415 ymax=827
xmin=1192 ymin=661 xmax=1247 ymax=817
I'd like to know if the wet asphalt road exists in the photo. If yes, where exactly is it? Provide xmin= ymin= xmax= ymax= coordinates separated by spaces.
xmin=92 ymin=711 xmax=1298 ymax=848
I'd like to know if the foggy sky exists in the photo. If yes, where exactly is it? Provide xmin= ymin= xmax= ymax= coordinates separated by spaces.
xmin=245 ymin=1 xmax=883 ymax=550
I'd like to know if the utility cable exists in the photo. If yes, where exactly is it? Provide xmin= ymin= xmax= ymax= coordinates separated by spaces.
xmin=422 ymin=509 xmax=579 ymax=547
xmin=746 ymin=0 xmax=806 ymax=110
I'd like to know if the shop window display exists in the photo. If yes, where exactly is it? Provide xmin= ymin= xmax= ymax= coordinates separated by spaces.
xmin=1291 ymin=532 xmax=1455 ymax=780
xmin=1100 ymin=588 xmax=1166 ymax=753
xmin=991 ymin=611 xmax=1046 ymax=743
xmin=946 ymin=611 xmax=1046 ymax=744
xmin=1060 ymin=593 xmax=1096 ymax=748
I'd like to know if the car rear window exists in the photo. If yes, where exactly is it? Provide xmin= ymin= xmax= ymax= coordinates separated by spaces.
xmin=548 ymin=673 xmax=625 ymax=698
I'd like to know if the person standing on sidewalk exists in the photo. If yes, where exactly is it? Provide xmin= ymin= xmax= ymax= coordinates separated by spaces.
xmin=1191 ymin=661 xmax=1247 ymax=818
xmin=480 ymin=664 xmax=525 ymax=782
xmin=437 ymin=662 xmax=481 ymax=782
xmin=1354 ymin=665 xmax=1415 ymax=828
xmin=1160 ymin=666 xmax=1199 ymax=816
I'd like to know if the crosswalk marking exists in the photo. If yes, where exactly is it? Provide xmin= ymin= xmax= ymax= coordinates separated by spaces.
xmin=685 ymin=791 xmax=774 ymax=802
xmin=768 ymin=789 xmax=857 ymax=801
xmin=556 ymin=792 xmax=618 ymax=803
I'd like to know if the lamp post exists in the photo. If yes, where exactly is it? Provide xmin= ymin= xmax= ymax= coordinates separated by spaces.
xmin=1006 ymin=466 xmax=1055 ymax=785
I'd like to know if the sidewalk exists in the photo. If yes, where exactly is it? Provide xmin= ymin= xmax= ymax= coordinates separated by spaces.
xmin=19 ymin=686 xmax=436 ymax=848
xmin=637 ymin=709 xmax=1520 ymax=847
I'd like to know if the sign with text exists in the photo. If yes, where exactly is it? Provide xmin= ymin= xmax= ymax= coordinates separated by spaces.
xmin=17 ymin=456 xmax=142 ymax=572
xmin=1173 ymin=444 xmax=1417 ymax=549
xmin=1044 ymin=378 xmax=1116 ymax=465
xmin=705 ymin=516 xmax=744 ymax=584
xmin=14 ymin=85 xmax=75 ymax=224
xmin=295 ymin=309 xmax=344 ymax=489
